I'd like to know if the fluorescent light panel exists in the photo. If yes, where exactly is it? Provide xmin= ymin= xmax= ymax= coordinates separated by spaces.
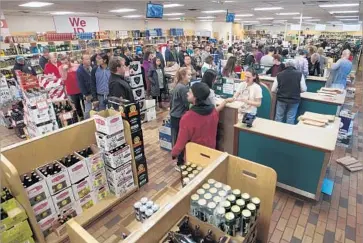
xmin=163 ymin=13 xmax=184 ymax=16
xmin=123 ymin=15 xmax=142 ymax=18
xmin=276 ymin=12 xmax=300 ymax=15
xmin=254 ymin=7 xmax=283 ymax=11
xmin=167 ymin=18 xmax=181 ymax=20
xmin=201 ymin=10 xmax=226 ymax=13
xmin=319 ymin=3 xmax=359 ymax=8
xmin=197 ymin=16 xmax=216 ymax=19
xmin=257 ymin=17 xmax=274 ymax=20
xmin=329 ymin=11 xmax=359 ymax=14
xmin=199 ymin=20 xmax=213 ymax=22
xmin=110 ymin=8 xmax=136 ymax=13
xmin=242 ymin=21 xmax=259 ymax=23
xmin=51 ymin=11 xmax=75 ymax=15
xmin=19 ymin=2 xmax=53 ymax=7
xmin=164 ymin=4 xmax=184 ymax=8
xmin=292 ymin=16 xmax=312 ymax=19
xmin=335 ymin=16 xmax=359 ymax=18
xmin=340 ymin=19 xmax=360 ymax=21
xmin=235 ymin=14 xmax=254 ymax=17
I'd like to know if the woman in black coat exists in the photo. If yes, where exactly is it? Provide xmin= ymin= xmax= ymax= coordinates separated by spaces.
xmin=148 ymin=57 xmax=167 ymax=108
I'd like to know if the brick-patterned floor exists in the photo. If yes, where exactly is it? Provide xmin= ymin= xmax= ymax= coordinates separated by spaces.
xmin=1 ymin=62 xmax=362 ymax=243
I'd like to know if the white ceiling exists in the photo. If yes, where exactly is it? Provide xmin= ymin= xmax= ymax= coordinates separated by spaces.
xmin=1 ymin=0 xmax=362 ymax=25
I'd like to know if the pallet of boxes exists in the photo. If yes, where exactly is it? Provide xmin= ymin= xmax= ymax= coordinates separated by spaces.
xmin=93 ymin=109 xmax=136 ymax=196
xmin=128 ymin=61 xmax=147 ymax=123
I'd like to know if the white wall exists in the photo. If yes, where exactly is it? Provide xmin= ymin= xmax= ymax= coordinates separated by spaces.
xmin=251 ymin=23 xmax=362 ymax=33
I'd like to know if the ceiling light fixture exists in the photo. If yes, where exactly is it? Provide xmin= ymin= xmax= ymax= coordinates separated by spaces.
xmin=197 ymin=16 xmax=216 ymax=19
xmin=51 ymin=11 xmax=75 ymax=15
xmin=19 ymin=2 xmax=53 ymax=7
xmin=199 ymin=20 xmax=214 ymax=22
xmin=163 ymin=13 xmax=184 ymax=16
xmin=329 ymin=10 xmax=359 ymax=14
xmin=122 ymin=15 xmax=143 ymax=18
xmin=319 ymin=3 xmax=359 ymax=8
xmin=254 ymin=7 xmax=283 ymax=11
xmin=201 ymin=10 xmax=226 ymax=13
xmin=164 ymin=3 xmax=184 ymax=8
xmin=335 ymin=16 xmax=359 ymax=18
xmin=305 ymin=19 xmax=321 ymax=21
xmin=242 ymin=20 xmax=259 ymax=23
xmin=110 ymin=8 xmax=136 ymax=13
xmin=234 ymin=18 xmax=241 ymax=21
xmin=276 ymin=12 xmax=300 ymax=15
xmin=292 ymin=16 xmax=312 ymax=19
xmin=340 ymin=19 xmax=360 ymax=21
xmin=257 ymin=17 xmax=274 ymax=20
xmin=235 ymin=14 xmax=254 ymax=17
xmin=167 ymin=17 xmax=181 ymax=20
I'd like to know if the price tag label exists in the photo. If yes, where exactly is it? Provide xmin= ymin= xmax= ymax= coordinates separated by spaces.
xmin=62 ymin=112 xmax=72 ymax=120
xmin=36 ymin=100 xmax=48 ymax=110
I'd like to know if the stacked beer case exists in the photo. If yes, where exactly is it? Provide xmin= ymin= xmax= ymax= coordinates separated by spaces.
xmin=119 ymin=102 xmax=149 ymax=187
xmin=159 ymin=117 xmax=172 ymax=151
xmin=94 ymin=109 xmax=136 ymax=195
xmin=128 ymin=61 xmax=146 ymax=120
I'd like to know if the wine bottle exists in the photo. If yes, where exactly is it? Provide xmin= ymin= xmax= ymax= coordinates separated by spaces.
xmin=47 ymin=166 xmax=53 ymax=175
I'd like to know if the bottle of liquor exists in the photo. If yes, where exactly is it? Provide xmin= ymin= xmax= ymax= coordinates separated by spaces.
xmin=0 ymin=208 xmax=8 ymax=220
xmin=87 ymin=146 xmax=92 ymax=155
xmin=64 ymin=101 xmax=72 ymax=112
xmin=47 ymin=166 xmax=53 ymax=175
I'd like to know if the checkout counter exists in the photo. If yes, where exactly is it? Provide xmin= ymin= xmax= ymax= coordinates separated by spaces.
xmin=233 ymin=115 xmax=340 ymax=200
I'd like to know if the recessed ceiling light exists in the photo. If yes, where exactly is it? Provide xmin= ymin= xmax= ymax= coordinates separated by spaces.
xmin=163 ymin=13 xmax=184 ymax=16
xmin=51 ymin=11 xmax=75 ymax=15
xmin=197 ymin=16 xmax=216 ymax=19
xmin=319 ymin=3 xmax=359 ymax=8
xmin=254 ymin=7 xmax=283 ymax=11
xmin=122 ymin=15 xmax=142 ymax=18
xmin=329 ymin=10 xmax=359 ymax=14
xmin=109 ymin=8 xmax=136 ymax=13
xmin=305 ymin=19 xmax=321 ymax=21
xmin=335 ymin=16 xmax=359 ymax=18
xmin=235 ymin=14 xmax=254 ymax=17
xmin=276 ymin=12 xmax=300 ymax=16
xmin=199 ymin=20 xmax=213 ymax=22
xmin=164 ymin=3 xmax=184 ymax=8
xmin=19 ymin=2 xmax=53 ymax=7
xmin=257 ymin=17 xmax=274 ymax=20
xmin=242 ymin=20 xmax=259 ymax=23
xmin=234 ymin=18 xmax=241 ymax=21
xmin=292 ymin=16 xmax=312 ymax=19
xmin=201 ymin=10 xmax=226 ymax=13
xmin=167 ymin=17 xmax=181 ymax=20
xmin=340 ymin=19 xmax=360 ymax=21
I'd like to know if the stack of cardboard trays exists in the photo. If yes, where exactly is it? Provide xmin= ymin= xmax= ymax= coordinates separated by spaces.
xmin=145 ymin=99 xmax=157 ymax=122
xmin=128 ymin=61 xmax=146 ymax=118
xmin=119 ymin=102 xmax=149 ymax=187
xmin=336 ymin=156 xmax=363 ymax=172
xmin=159 ymin=118 xmax=172 ymax=151
xmin=94 ymin=109 xmax=135 ymax=197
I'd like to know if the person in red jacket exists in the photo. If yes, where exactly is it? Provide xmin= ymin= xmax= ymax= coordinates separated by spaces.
xmin=43 ymin=53 xmax=61 ymax=79
xmin=171 ymin=82 xmax=232 ymax=161
xmin=59 ymin=56 xmax=84 ymax=119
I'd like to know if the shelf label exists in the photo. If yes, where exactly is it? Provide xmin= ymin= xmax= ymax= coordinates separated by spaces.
xmin=62 ymin=112 xmax=72 ymax=120
xmin=36 ymin=100 xmax=48 ymax=110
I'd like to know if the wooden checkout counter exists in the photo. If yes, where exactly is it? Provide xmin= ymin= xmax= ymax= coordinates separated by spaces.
xmin=233 ymin=114 xmax=340 ymax=200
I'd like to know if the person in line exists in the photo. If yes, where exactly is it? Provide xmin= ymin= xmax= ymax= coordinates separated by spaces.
xmin=255 ymin=45 xmax=264 ymax=63
xmin=201 ymin=55 xmax=214 ymax=77
xmin=233 ymin=67 xmax=263 ymax=120
xmin=148 ymin=57 xmax=166 ymax=109
xmin=171 ymin=82 xmax=232 ymax=161
xmin=164 ymin=40 xmax=178 ymax=66
xmin=201 ymin=69 xmax=218 ymax=106
xmin=272 ymin=59 xmax=307 ymax=124
xmin=317 ymin=47 xmax=327 ymax=75
xmin=39 ymin=47 xmax=50 ymax=70
xmin=178 ymin=44 xmax=188 ymax=67
xmin=244 ymin=48 xmax=256 ymax=67
xmin=43 ymin=53 xmax=61 ymax=78
xmin=154 ymin=47 xmax=165 ymax=69
xmin=142 ymin=50 xmax=154 ymax=97
xmin=120 ymin=47 xmax=133 ymax=66
xmin=193 ymin=48 xmax=203 ymax=76
xmin=186 ymin=44 xmax=194 ymax=56
xmin=214 ymin=41 xmax=224 ymax=60
xmin=275 ymin=40 xmax=283 ymax=55
xmin=226 ymin=47 xmax=234 ymax=60
xmin=91 ymin=53 xmax=110 ymax=111
xmin=308 ymin=53 xmax=321 ymax=76
xmin=266 ymin=54 xmax=285 ymax=78
xmin=13 ymin=56 xmax=37 ymax=78
xmin=183 ymin=55 xmax=197 ymax=80
xmin=108 ymin=57 xmax=134 ymax=102
xmin=295 ymin=49 xmax=309 ymax=78
xmin=59 ymin=56 xmax=84 ymax=119
xmin=281 ymin=49 xmax=289 ymax=62
xmin=260 ymin=46 xmax=275 ymax=67
xmin=134 ymin=51 xmax=144 ymax=64
xmin=76 ymin=55 xmax=93 ymax=119
xmin=222 ymin=56 xmax=238 ymax=78
xmin=201 ymin=45 xmax=211 ymax=63
xmin=91 ymin=48 xmax=102 ymax=67
xmin=329 ymin=49 xmax=353 ymax=89
xmin=170 ymin=67 xmax=192 ymax=169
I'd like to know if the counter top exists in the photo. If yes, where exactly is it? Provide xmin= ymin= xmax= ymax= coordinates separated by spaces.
xmin=306 ymin=76 xmax=328 ymax=82
xmin=234 ymin=117 xmax=340 ymax=152
xmin=301 ymin=91 xmax=346 ymax=105
xmin=259 ymin=75 xmax=276 ymax=82
xmin=215 ymin=97 xmax=242 ymax=109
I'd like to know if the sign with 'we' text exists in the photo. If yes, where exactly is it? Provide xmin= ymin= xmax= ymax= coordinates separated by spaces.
xmin=53 ymin=16 xmax=100 ymax=33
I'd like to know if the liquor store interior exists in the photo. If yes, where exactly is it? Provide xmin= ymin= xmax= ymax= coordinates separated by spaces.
xmin=0 ymin=1 xmax=363 ymax=243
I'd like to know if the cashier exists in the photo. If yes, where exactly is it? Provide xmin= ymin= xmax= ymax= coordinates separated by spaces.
xmin=232 ymin=67 xmax=263 ymax=119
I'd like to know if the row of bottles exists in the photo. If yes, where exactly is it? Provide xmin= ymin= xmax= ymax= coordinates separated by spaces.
xmin=22 ymin=171 xmax=41 ymax=187
xmin=59 ymin=155 xmax=80 ymax=167
xmin=39 ymin=163 xmax=63 ymax=176
xmin=1 ymin=187 xmax=14 ymax=203
xmin=78 ymin=146 xmax=93 ymax=158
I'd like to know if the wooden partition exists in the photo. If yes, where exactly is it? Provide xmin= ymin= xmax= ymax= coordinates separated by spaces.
xmin=0 ymin=119 xmax=139 ymax=243
xmin=66 ymin=143 xmax=277 ymax=243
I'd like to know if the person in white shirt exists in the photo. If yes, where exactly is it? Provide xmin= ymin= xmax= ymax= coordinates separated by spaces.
xmin=233 ymin=67 xmax=263 ymax=120
xmin=271 ymin=59 xmax=307 ymax=124
xmin=260 ymin=46 xmax=275 ymax=67
xmin=201 ymin=55 xmax=214 ymax=77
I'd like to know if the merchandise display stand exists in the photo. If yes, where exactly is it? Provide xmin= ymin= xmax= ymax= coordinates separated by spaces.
xmin=0 ymin=119 xmax=139 ymax=243
xmin=66 ymin=143 xmax=277 ymax=243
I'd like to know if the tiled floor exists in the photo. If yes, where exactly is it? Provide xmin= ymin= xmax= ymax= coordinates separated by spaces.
xmin=1 ymin=61 xmax=362 ymax=243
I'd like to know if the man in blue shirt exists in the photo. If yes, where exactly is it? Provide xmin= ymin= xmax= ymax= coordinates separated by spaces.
xmin=164 ymin=40 xmax=178 ymax=66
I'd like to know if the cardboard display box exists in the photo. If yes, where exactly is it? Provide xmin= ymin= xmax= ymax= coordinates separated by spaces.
xmin=95 ymin=130 xmax=126 ymax=152
xmin=146 ymin=107 xmax=156 ymax=122
xmin=129 ymin=61 xmax=142 ymax=75
xmin=108 ymin=175 xmax=135 ymax=197
xmin=105 ymin=161 xmax=133 ymax=183
xmin=38 ymin=214 xmax=57 ymax=238
xmin=128 ymin=74 xmax=144 ymax=88
xmin=37 ymin=162 xmax=71 ymax=196
xmin=75 ymin=192 xmax=97 ymax=214
xmin=93 ymin=109 xmax=124 ymax=135
xmin=0 ymin=200 xmax=28 ymax=232
xmin=60 ymin=154 xmax=89 ymax=185
xmin=120 ymin=102 xmax=142 ymax=133
xmin=32 ymin=197 xmax=56 ymax=223
xmin=21 ymin=172 xmax=50 ymax=206
xmin=137 ymin=99 xmax=146 ymax=112
xmin=71 ymin=177 xmax=92 ymax=200
xmin=1 ymin=220 xmax=33 ymax=243
xmin=132 ymin=87 xmax=146 ymax=101
xmin=103 ymin=144 xmax=132 ymax=169
xmin=51 ymin=187 xmax=76 ymax=213
xmin=89 ymin=168 xmax=107 ymax=190
xmin=77 ymin=145 xmax=105 ymax=174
